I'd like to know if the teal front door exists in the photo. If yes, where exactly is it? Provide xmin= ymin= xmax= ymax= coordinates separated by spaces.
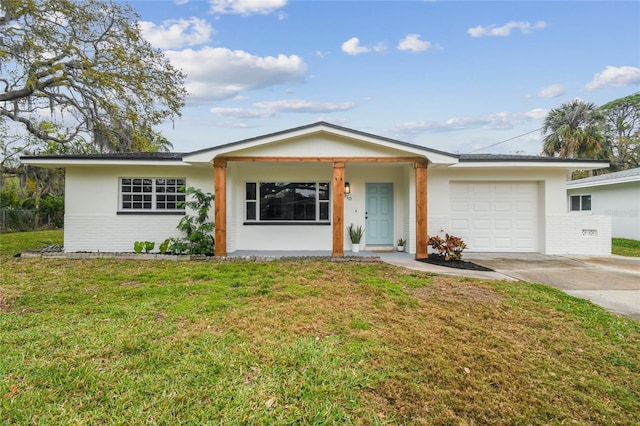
xmin=366 ymin=183 xmax=393 ymax=245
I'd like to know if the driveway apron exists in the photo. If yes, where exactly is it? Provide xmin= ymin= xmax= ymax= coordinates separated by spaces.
xmin=464 ymin=254 xmax=640 ymax=321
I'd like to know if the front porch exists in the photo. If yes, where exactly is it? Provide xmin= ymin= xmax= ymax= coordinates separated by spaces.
xmin=212 ymin=157 xmax=430 ymax=259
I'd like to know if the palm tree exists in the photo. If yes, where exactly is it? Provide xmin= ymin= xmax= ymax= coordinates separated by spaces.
xmin=542 ymin=99 xmax=606 ymax=158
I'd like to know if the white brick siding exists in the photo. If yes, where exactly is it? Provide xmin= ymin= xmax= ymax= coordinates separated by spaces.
xmin=544 ymin=214 xmax=612 ymax=256
xmin=64 ymin=214 xmax=184 ymax=253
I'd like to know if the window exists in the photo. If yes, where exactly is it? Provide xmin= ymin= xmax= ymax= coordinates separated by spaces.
xmin=570 ymin=194 xmax=591 ymax=212
xmin=245 ymin=182 xmax=330 ymax=222
xmin=120 ymin=178 xmax=186 ymax=212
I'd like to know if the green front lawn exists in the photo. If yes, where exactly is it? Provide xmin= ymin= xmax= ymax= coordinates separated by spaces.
xmin=612 ymin=238 xmax=640 ymax=257
xmin=1 ymin=231 xmax=639 ymax=424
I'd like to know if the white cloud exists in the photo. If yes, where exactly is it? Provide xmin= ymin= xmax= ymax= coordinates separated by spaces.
xmin=174 ymin=0 xmax=189 ymax=5
xmin=210 ymin=0 xmax=287 ymax=15
xmin=525 ymin=84 xmax=566 ymax=98
xmin=341 ymin=37 xmax=387 ymax=55
xmin=372 ymin=41 xmax=387 ymax=54
xmin=394 ymin=108 xmax=548 ymax=133
xmin=165 ymin=47 xmax=307 ymax=101
xmin=139 ymin=18 xmax=214 ymax=49
xmin=211 ymin=99 xmax=356 ymax=118
xmin=341 ymin=37 xmax=370 ymax=56
xmin=468 ymin=21 xmax=546 ymax=37
xmin=397 ymin=34 xmax=433 ymax=53
xmin=584 ymin=66 xmax=640 ymax=90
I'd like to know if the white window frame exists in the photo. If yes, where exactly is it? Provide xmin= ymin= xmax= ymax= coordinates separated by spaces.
xmin=119 ymin=177 xmax=186 ymax=213
xmin=569 ymin=194 xmax=592 ymax=212
xmin=245 ymin=181 xmax=331 ymax=224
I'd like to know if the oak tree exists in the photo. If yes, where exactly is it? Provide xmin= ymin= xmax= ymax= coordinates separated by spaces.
xmin=599 ymin=93 xmax=640 ymax=171
xmin=0 ymin=0 xmax=186 ymax=152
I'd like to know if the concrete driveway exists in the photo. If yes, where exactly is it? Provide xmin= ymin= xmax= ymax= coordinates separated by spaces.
xmin=379 ymin=252 xmax=640 ymax=320
xmin=465 ymin=253 xmax=640 ymax=321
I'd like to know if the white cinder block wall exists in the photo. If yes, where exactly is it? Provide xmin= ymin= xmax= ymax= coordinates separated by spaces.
xmin=64 ymin=165 xmax=213 ymax=253
xmin=545 ymin=215 xmax=612 ymax=256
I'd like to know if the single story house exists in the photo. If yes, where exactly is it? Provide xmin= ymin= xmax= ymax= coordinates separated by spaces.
xmin=567 ymin=167 xmax=640 ymax=240
xmin=22 ymin=121 xmax=612 ymax=257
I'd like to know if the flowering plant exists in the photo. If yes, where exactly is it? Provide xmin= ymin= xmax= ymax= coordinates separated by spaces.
xmin=427 ymin=233 xmax=467 ymax=261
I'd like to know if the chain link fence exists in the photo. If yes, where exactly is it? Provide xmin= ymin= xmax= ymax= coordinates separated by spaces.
xmin=0 ymin=208 xmax=63 ymax=232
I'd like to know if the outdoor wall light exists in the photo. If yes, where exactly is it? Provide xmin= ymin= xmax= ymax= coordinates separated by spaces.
xmin=344 ymin=182 xmax=350 ymax=194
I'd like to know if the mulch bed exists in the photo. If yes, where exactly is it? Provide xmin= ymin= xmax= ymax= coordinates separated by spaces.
xmin=417 ymin=254 xmax=494 ymax=272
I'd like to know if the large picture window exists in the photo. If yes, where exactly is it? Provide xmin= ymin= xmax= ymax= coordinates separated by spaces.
xmin=120 ymin=178 xmax=186 ymax=212
xmin=245 ymin=182 xmax=330 ymax=222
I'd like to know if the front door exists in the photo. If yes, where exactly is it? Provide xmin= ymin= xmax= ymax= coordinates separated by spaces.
xmin=366 ymin=183 xmax=393 ymax=245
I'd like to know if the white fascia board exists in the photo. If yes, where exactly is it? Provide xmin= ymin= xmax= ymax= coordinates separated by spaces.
xmin=183 ymin=123 xmax=459 ymax=165
xmin=452 ymin=161 xmax=609 ymax=169
xmin=566 ymin=175 xmax=640 ymax=189
xmin=21 ymin=158 xmax=189 ymax=168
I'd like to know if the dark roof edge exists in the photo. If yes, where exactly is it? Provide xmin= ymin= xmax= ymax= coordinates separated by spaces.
xmin=21 ymin=152 xmax=185 ymax=161
xmin=459 ymin=154 xmax=609 ymax=164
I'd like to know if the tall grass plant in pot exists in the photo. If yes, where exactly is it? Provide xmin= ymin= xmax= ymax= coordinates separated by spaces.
xmin=347 ymin=224 xmax=364 ymax=253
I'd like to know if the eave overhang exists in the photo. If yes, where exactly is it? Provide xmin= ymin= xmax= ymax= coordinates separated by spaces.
xmin=567 ymin=175 xmax=640 ymax=189
xmin=20 ymin=152 xmax=192 ymax=168
xmin=182 ymin=121 xmax=459 ymax=166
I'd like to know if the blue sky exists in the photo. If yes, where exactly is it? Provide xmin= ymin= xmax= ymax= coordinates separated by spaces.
xmin=131 ymin=0 xmax=640 ymax=154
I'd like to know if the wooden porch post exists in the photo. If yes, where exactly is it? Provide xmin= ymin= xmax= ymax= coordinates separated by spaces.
xmin=213 ymin=159 xmax=227 ymax=257
xmin=332 ymin=162 xmax=345 ymax=256
xmin=415 ymin=160 xmax=428 ymax=259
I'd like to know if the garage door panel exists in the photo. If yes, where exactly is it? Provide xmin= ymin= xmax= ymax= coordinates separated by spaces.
xmin=515 ymin=219 xmax=534 ymax=230
xmin=494 ymin=201 xmax=512 ymax=212
xmin=494 ymin=184 xmax=513 ymax=194
xmin=494 ymin=219 xmax=512 ymax=230
xmin=515 ymin=201 xmax=534 ymax=212
xmin=450 ymin=219 xmax=469 ymax=230
xmin=472 ymin=184 xmax=491 ymax=194
xmin=516 ymin=183 xmax=535 ymax=193
xmin=451 ymin=183 xmax=468 ymax=194
xmin=494 ymin=237 xmax=513 ymax=249
xmin=515 ymin=238 xmax=535 ymax=249
xmin=450 ymin=181 xmax=538 ymax=252
xmin=472 ymin=219 xmax=491 ymax=230
xmin=472 ymin=202 xmax=491 ymax=212
xmin=451 ymin=201 xmax=468 ymax=212
xmin=471 ymin=237 xmax=491 ymax=250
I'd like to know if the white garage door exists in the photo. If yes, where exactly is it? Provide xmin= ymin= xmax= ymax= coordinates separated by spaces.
xmin=449 ymin=182 xmax=539 ymax=252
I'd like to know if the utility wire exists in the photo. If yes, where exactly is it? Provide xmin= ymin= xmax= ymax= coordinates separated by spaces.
xmin=465 ymin=127 xmax=543 ymax=154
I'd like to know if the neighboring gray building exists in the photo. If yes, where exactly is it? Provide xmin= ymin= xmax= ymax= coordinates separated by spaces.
xmin=567 ymin=168 xmax=640 ymax=240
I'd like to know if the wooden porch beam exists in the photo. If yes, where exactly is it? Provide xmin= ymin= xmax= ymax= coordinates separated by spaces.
xmin=220 ymin=156 xmax=424 ymax=164
xmin=332 ymin=162 xmax=345 ymax=257
xmin=415 ymin=160 xmax=428 ymax=259
xmin=213 ymin=159 xmax=227 ymax=257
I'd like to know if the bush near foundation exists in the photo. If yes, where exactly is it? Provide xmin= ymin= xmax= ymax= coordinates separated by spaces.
xmin=428 ymin=233 xmax=467 ymax=261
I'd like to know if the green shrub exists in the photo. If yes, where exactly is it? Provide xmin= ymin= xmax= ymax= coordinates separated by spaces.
xmin=133 ymin=241 xmax=144 ymax=254
xmin=168 ymin=186 xmax=214 ymax=255
xmin=38 ymin=194 xmax=64 ymax=228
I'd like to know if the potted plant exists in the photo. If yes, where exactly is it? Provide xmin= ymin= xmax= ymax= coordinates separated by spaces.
xmin=396 ymin=237 xmax=406 ymax=252
xmin=347 ymin=223 xmax=364 ymax=253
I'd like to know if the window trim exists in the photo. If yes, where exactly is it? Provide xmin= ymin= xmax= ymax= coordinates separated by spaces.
xmin=244 ymin=181 xmax=331 ymax=224
xmin=118 ymin=177 xmax=186 ymax=213
xmin=569 ymin=194 xmax=592 ymax=212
